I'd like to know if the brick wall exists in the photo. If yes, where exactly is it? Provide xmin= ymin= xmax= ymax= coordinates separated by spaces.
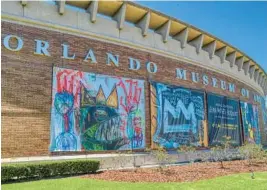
xmin=1 ymin=21 xmax=264 ymax=158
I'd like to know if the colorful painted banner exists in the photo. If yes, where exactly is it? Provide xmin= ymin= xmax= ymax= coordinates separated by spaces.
xmin=261 ymin=96 xmax=267 ymax=130
xmin=50 ymin=67 xmax=145 ymax=151
xmin=207 ymin=94 xmax=241 ymax=146
xmin=150 ymin=82 xmax=206 ymax=149
xmin=240 ymin=101 xmax=261 ymax=145
xmin=261 ymin=96 xmax=267 ymax=145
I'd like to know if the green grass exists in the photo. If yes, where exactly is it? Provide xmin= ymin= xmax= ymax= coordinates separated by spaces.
xmin=2 ymin=172 xmax=267 ymax=190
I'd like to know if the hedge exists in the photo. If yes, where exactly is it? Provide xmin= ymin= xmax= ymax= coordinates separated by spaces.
xmin=1 ymin=159 xmax=100 ymax=183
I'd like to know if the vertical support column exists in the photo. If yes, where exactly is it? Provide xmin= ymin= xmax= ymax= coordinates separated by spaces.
xmin=173 ymin=27 xmax=189 ymax=49
xmin=254 ymin=69 xmax=259 ymax=82
xmin=262 ymin=78 xmax=266 ymax=91
xmin=265 ymin=78 xmax=266 ymax=89
xmin=261 ymin=76 xmax=266 ymax=87
xmin=249 ymin=65 xmax=256 ymax=79
xmin=242 ymin=60 xmax=250 ymax=75
xmin=203 ymin=40 xmax=216 ymax=59
xmin=57 ymin=0 xmax=65 ymax=15
xmin=21 ymin=0 xmax=27 ymax=6
xmin=235 ymin=56 xmax=244 ymax=71
xmin=113 ymin=3 xmax=127 ymax=30
xmin=188 ymin=34 xmax=204 ymax=54
xmin=136 ymin=12 xmax=150 ymax=37
xmin=258 ymin=73 xmax=263 ymax=85
xmin=215 ymin=46 xmax=227 ymax=64
xmin=87 ymin=1 xmax=98 ymax=23
xmin=262 ymin=75 xmax=265 ymax=87
xmin=264 ymin=78 xmax=266 ymax=91
xmin=226 ymin=51 xmax=236 ymax=67
xmin=155 ymin=20 xmax=171 ymax=43
xmin=258 ymin=73 xmax=261 ymax=84
xmin=263 ymin=78 xmax=267 ymax=91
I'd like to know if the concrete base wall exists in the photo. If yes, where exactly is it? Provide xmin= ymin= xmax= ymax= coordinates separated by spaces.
xmin=1 ymin=152 xmax=190 ymax=170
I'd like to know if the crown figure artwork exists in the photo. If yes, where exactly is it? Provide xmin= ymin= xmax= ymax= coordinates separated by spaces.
xmin=81 ymin=84 xmax=119 ymax=109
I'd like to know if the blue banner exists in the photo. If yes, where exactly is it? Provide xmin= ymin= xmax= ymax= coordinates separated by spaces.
xmin=261 ymin=96 xmax=267 ymax=132
xmin=240 ymin=101 xmax=261 ymax=145
xmin=207 ymin=93 xmax=241 ymax=146
xmin=150 ymin=82 xmax=206 ymax=149
xmin=261 ymin=96 xmax=267 ymax=145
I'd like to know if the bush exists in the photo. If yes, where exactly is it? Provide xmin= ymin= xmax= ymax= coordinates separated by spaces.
xmin=208 ymin=136 xmax=234 ymax=168
xmin=178 ymin=145 xmax=197 ymax=164
xmin=1 ymin=159 xmax=100 ymax=183
xmin=210 ymin=146 xmax=229 ymax=168
xmin=151 ymin=147 xmax=172 ymax=172
xmin=239 ymin=143 xmax=267 ymax=165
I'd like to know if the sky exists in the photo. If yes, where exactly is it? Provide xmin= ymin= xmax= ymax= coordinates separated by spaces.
xmin=137 ymin=1 xmax=267 ymax=73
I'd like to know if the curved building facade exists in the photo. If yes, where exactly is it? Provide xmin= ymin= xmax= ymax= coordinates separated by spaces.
xmin=2 ymin=1 xmax=267 ymax=159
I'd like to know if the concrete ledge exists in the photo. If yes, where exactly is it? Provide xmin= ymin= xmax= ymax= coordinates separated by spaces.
xmin=1 ymin=1 xmax=23 ymax=17
xmin=1 ymin=154 xmax=139 ymax=163
xmin=119 ymin=24 xmax=154 ymax=47
xmin=78 ymin=11 xmax=119 ymax=39
xmin=1 ymin=153 xmax=191 ymax=170
xmin=24 ymin=1 xmax=78 ymax=29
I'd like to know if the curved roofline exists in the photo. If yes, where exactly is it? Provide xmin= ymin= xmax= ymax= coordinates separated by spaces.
xmin=129 ymin=1 xmax=266 ymax=75
xmin=3 ymin=0 xmax=265 ymax=93
xmin=66 ymin=0 xmax=266 ymax=77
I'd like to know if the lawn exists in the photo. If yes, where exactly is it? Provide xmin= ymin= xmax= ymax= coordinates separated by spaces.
xmin=2 ymin=172 xmax=267 ymax=190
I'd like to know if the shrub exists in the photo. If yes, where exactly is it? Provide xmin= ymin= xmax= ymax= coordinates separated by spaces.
xmin=239 ymin=143 xmax=267 ymax=165
xmin=151 ymin=147 xmax=171 ymax=172
xmin=1 ymin=159 xmax=100 ymax=183
xmin=178 ymin=145 xmax=197 ymax=164
xmin=198 ymin=150 xmax=211 ymax=163
xmin=209 ymin=136 xmax=233 ymax=168
xmin=210 ymin=146 xmax=228 ymax=168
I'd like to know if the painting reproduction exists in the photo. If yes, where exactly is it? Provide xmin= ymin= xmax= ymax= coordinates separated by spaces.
xmin=50 ymin=67 xmax=145 ymax=151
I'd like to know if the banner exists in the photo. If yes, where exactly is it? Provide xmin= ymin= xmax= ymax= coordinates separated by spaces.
xmin=240 ymin=101 xmax=261 ymax=144
xmin=50 ymin=67 xmax=145 ymax=151
xmin=261 ymin=96 xmax=267 ymax=145
xmin=150 ymin=82 xmax=206 ymax=149
xmin=207 ymin=93 xmax=241 ymax=146
xmin=261 ymin=96 xmax=267 ymax=132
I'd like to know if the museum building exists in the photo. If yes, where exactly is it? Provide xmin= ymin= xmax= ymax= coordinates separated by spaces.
xmin=1 ymin=1 xmax=267 ymax=160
